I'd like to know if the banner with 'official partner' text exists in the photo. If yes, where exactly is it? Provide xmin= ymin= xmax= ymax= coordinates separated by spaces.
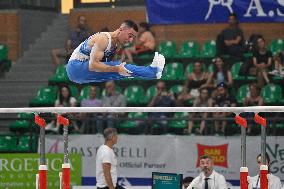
xmin=44 ymin=135 xmax=284 ymax=186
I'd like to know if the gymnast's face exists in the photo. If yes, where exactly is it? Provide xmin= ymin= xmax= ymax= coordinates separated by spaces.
xmin=118 ymin=26 xmax=137 ymax=44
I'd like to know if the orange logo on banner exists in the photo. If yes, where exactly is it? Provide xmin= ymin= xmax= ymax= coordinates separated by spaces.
xmin=196 ymin=144 xmax=228 ymax=168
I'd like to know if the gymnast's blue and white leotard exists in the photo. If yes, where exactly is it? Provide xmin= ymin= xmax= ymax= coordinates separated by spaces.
xmin=66 ymin=32 xmax=158 ymax=84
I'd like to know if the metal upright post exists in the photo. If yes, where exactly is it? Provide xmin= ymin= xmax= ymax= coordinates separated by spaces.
xmin=260 ymin=125 xmax=268 ymax=189
xmin=240 ymin=126 xmax=249 ymax=189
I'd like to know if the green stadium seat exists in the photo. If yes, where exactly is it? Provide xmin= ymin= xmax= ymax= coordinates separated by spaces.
xmin=158 ymin=41 xmax=177 ymax=58
xmin=236 ymin=84 xmax=249 ymax=104
xmin=29 ymin=86 xmax=57 ymax=106
xmin=144 ymin=85 xmax=157 ymax=103
xmin=231 ymin=62 xmax=256 ymax=81
xmin=124 ymin=85 xmax=145 ymax=105
xmin=169 ymin=112 xmax=189 ymax=134
xmin=261 ymin=84 xmax=282 ymax=104
xmin=15 ymin=135 xmax=37 ymax=152
xmin=118 ymin=112 xmax=147 ymax=134
xmin=9 ymin=113 xmax=34 ymax=133
xmin=170 ymin=85 xmax=183 ymax=95
xmin=275 ymin=123 xmax=284 ymax=129
xmin=231 ymin=62 xmax=242 ymax=80
xmin=199 ymin=40 xmax=216 ymax=58
xmin=78 ymin=86 xmax=91 ymax=103
xmin=135 ymin=52 xmax=154 ymax=60
xmin=269 ymin=39 xmax=284 ymax=56
xmin=0 ymin=44 xmax=8 ymax=61
xmin=48 ymin=64 xmax=70 ymax=84
xmin=244 ymin=52 xmax=253 ymax=58
xmin=208 ymin=64 xmax=214 ymax=73
xmin=2 ymin=59 xmax=12 ymax=72
xmin=176 ymin=40 xmax=199 ymax=58
xmin=68 ymin=85 xmax=79 ymax=98
xmin=161 ymin=62 xmax=184 ymax=81
xmin=169 ymin=81 xmax=192 ymax=106
xmin=0 ymin=135 xmax=17 ymax=152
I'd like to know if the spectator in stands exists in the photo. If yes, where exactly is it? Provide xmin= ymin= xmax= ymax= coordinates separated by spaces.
xmin=212 ymin=82 xmax=236 ymax=135
xmin=46 ymin=85 xmax=77 ymax=133
xmin=251 ymin=36 xmax=273 ymax=88
xmin=243 ymin=83 xmax=264 ymax=135
xmin=249 ymin=153 xmax=282 ymax=189
xmin=101 ymin=81 xmax=126 ymax=129
xmin=187 ymin=155 xmax=227 ymax=189
xmin=51 ymin=15 xmax=90 ymax=67
xmin=270 ymin=50 xmax=284 ymax=77
xmin=182 ymin=176 xmax=194 ymax=189
xmin=186 ymin=88 xmax=213 ymax=135
xmin=177 ymin=61 xmax=210 ymax=106
xmin=208 ymin=56 xmax=233 ymax=90
xmin=80 ymin=85 xmax=102 ymax=134
xmin=147 ymin=81 xmax=176 ymax=134
xmin=120 ymin=22 xmax=155 ymax=63
xmin=216 ymin=13 xmax=244 ymax=59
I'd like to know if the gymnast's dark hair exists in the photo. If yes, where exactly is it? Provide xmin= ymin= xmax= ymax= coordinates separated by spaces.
xmin=123 ymin=20 xmax=138 ymax=32
xmin=139 ymin=22 xmax=151 ymax=31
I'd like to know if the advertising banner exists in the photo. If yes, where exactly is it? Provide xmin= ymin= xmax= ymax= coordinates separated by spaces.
xmin=146 ymin=0 xmax=284 ymax=24
xmin=0 ymin=153 xmax=82 ymax=189
xmin=45 ymin=135 xmax=284 ymax=186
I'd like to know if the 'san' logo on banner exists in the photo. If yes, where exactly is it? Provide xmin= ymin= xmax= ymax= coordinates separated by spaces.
xmin=196 ymin=144 xmax=228 ymax=168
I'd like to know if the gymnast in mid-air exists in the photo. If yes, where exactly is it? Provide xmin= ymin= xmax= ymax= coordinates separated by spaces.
xmin=66 ymin=20 xmax=165 ymax=84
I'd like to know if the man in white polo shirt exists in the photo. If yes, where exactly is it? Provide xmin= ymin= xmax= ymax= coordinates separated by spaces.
xmin=96 ymin=128 xmax=124 ymax=189
xmin=249 ymin=153 xmax=282 ymax=189
xmin=187 ymin=155 xmax=227 ymax=189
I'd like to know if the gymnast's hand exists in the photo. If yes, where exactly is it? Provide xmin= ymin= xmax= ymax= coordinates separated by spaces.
xmin=117 ymin=62 xmax=132 ymax=76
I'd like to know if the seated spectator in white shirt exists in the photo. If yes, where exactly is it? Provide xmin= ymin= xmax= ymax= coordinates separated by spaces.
xmin=187 ymin=155 xmax=227 ymax=189
xmin=249 ymin=153 xmax=282 ymax=189
xmin=80 ymin=85 xmax=102 ymax=134
xmin=101 ymin=81 xmax=126 ymax=130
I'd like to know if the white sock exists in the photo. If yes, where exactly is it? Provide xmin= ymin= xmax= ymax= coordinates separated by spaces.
xmin=156 ymin=54 xmax=165 ymax=79
xmin=150 ymin=52 xmax=159 ymax=68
